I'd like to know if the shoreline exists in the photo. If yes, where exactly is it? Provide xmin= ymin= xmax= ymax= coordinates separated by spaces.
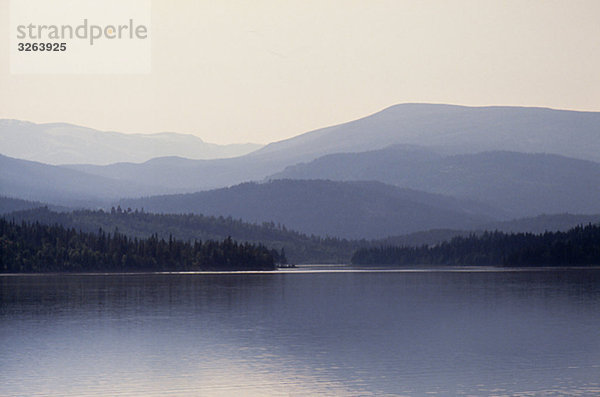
xmin=2 ymin=265 xmax=600 ymax=277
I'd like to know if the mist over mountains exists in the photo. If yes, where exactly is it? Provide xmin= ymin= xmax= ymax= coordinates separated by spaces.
xmin=59 ymin=104 xmax=600 ymax=194
xmin=271 ymin=147 xmax=600 ymax=217
xmin=5 ymin=200 xmax=598 ymax=264
xmin=0 ymin=154 xmax=162 ymax=206
xmin=247 ymin=103 xmax=600 ymax=163
xmin=119 ymin=179 xmax=503 ymax=240
xmin=1 ymin=103 xmax=599 ymax=241
xmin=0 ymin=119 xmax=262 ymax=165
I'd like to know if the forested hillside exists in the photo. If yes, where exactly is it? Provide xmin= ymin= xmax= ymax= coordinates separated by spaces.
xmin=0 ymin=196 xmax=63 ymax=214
xmin=4 ymin=207 xmax=360 ymax=263
xmin=119 ymin=179 xmax=502 ymax=239
xmin=271 ymin=149 xmax=600 ymax=217
xmin=0 ymin=218 xmax=276 ymax=273
xmin=352 ymin=224 xmax=600 ymax=266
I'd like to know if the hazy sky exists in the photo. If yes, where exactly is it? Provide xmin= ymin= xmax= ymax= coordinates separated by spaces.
xmin=1 ymin=0 xmax=599 ymax=144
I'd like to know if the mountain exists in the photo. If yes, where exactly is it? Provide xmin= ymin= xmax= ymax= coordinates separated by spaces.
xmin=0 ymin=119 xmax=262 ymax=165
xmin=4 ymin=104 xmax=598 ymax=212
xmin=64 ymin=104 xmax=600 ymax=193
xmin=249 ymin=103 xmax=600 ymax=163
xmin=271 ymin=148 xmax=600 ymax=218
xmin=118 ymin=179 xmax=504 ymax=240
xmin=64 ymin=155 xmax=272 ymax=192
xmin=0 ymin=154 xmax=165 ymax=206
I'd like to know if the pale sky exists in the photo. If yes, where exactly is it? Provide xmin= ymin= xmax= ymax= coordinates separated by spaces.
xmin=1 ymin=0 xmax=599 ymax=144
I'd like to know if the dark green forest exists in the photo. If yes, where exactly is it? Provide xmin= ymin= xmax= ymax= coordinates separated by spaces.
xmin=5 ymin=205 xmax=600 ymax=268
xmin=4 ymin=206 xmax=362 ymax=263
xmin=0 ymin=218 xmax=278 ymax=273
xmin=352 ymin=224 xmax=600 ymax=266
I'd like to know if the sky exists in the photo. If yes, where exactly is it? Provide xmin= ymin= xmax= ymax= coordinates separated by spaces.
xmin=1 ymin=0 xmax=599 ymax=144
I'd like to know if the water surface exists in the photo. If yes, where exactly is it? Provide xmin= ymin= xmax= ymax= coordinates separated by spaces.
xmin=1 ymin=267 xmax=600 ymax=396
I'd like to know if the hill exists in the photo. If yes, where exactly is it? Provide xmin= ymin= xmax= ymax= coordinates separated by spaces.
xmin=3 ymin=206 xmax=360 ymax=264
xmin=378 ymin=213 xmax=600 ymax=248
xmin=352 ymin=224 xmax=600 ymax=267
xmin=271 ymin=148 xmax=600 ymax=217
xmin=0 ymin=119 xmax=261 ymax=165
xmin=0 ymin=218 xmax=276 ymax=273
xmin=118 ymin=179 xmax=504 ymax=239
xmin=0 ymin=154 xmax=164 ymax=206
xmin=0 ymin=196 xmax=69 ymax=214
xmin=6 ymin=204 xmax=598 ymax=264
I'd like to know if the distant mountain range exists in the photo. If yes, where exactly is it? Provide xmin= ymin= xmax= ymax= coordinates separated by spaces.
xmin=3 ymin=197 xmax=599 ymax=263
xmin=0 ymin=119 xmax=262 ymax=165
xmin=5 ymin=147 xmax=600 ymax=219
xmin=61 ymin=104 xmax=600 ymax=193
xmin=248 ymin=103 xmax=600 ymax=163
xmin=271 ymin=147 xmax=600 ymax=218
xmin=118 ymin=179 xmax=504 ymax=239
xmin=1 ymin=104 xmax=599 ymax=240
xmin=0 ymin=154 xmax=163 ymax=206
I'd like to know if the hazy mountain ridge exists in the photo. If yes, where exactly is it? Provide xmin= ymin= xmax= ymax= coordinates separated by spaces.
xmin=0 ymin=119 xmax=262 ymax=165
xmin=62 ymin=104 xmax=600 ymax=193
xmin=248 ymin=103 xmax=600 ymax=163
xmin=118 ymin=179 xmax=504 ymax=239
xmin=271 ymin=148 xmax=600 ymax=217
xmin=2 ymin=104 xmax=599 ymax=241
xmin=62 ymin=155 xmax=264 ymax=192
xmin=0 ymin=154 xmax=166 ymax=206
xmin=0 ymin=196 xmax=69 ymax=214
xmin=4 ymin=199 xmax=598 ymax=264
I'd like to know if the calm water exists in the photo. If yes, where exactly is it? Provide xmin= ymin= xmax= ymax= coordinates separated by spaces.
xmin=1 ymin=267 xmax=600 ymax=396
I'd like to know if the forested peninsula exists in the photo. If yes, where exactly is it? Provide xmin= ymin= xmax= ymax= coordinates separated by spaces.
xmin=352 ymin=224 xmax=600 ymax=267
xmin=0 ymin=218 xmax=278 ymax=273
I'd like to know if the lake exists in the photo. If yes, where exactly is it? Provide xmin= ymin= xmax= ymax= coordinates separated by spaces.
xmin=1 ymin=267 xmax=600 ymax=396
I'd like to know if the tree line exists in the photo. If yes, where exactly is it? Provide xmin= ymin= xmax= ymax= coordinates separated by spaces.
xmin=352 ymin=224 xmax=600 ymax=266
xmin=0 ymin=218 xmax=279 ymax=273
xmin=5 ymin=207 xmax=361 ymax=263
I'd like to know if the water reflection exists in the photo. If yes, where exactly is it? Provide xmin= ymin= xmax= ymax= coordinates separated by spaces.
xmin=1 ymin=269 xmax=600 ymax=396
